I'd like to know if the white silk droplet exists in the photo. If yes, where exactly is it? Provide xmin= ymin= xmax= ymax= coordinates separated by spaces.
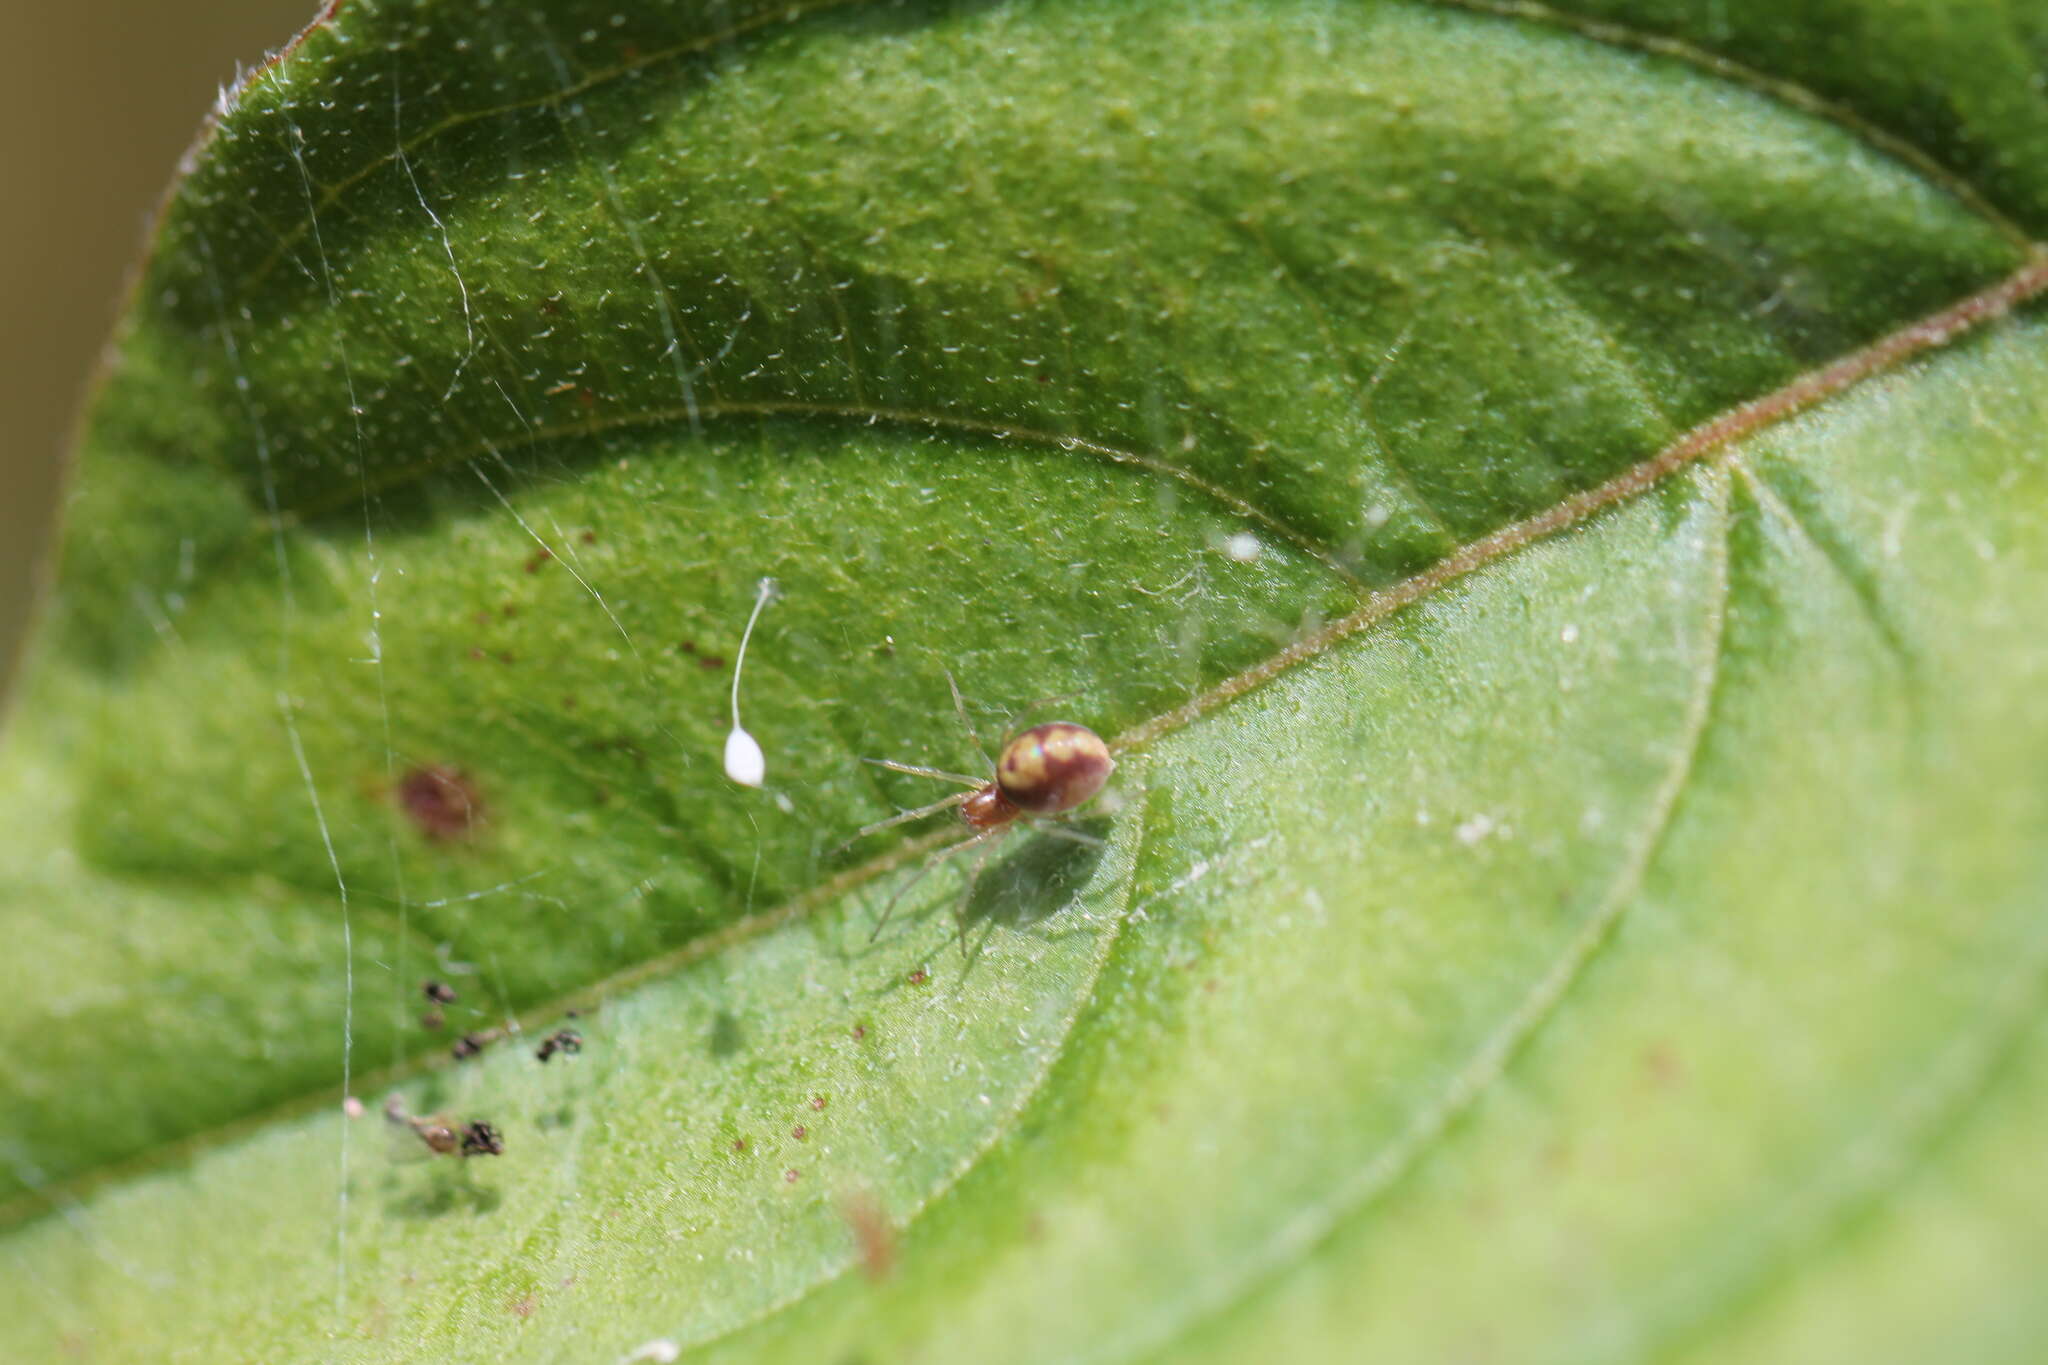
xmin=724 ymin=726 xmax=766 ymax=787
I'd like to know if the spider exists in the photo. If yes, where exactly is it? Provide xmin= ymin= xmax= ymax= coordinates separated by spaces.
xmin=847 ymin=676 xmax=1114 ymax=949
xmin=382 ymin=1096 xmax=504 ymax=1159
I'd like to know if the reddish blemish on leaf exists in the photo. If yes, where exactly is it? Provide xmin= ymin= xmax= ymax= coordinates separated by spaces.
xmin=791 ymin=1125 xmax=808 ymax=1141
xmin=1642 ymin=1043 xmax=1687 ymax=1088
xmin=524 ymin=547 xmax=552 ymax=573
xmin=396 ymin=765 xmax=483 ymax=841
xmin=784 ymin=1168 xmax=800 ymax=1183
xmin=810 ymin=1096 xmax=827 ymax=1111
xmin=842 ymin=1192 xmax=897 ymax=1281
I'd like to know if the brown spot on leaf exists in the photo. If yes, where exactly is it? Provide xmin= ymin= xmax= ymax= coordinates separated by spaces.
xmin=524 ymin=547 xmax=552 ymax=574
xmin=535 ymin=1028 xmax=582 ymax=1063
xmin=842 ymin=1192 xmax=896 ymax=1281
xmin=1642 ymin=1043 xmax=1686 ymax=1089
xmin=698 ymin=654 xmax=726 ymax=670
xmin=791 ymin=1125 xmax=808 ymax=1141
xmin=397 ymin=766 xmax=482 ymax=842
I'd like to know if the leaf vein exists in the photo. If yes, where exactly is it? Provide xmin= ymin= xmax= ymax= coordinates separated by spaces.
xmin=1097 ymin=464 xmax=1736 ymax=1365
xmin=221 ymin=0 xmax=867 ymax=301
xmin=1427 ymin=0 xmax=2034 ymax=251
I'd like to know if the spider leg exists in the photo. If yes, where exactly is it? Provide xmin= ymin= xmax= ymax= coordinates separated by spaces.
xmin=868 ymin=828 xmax=996 ymax=943
xmin=944 ymin=668 xmax=994 ymax=771
xmin=1000 ymin=691 xmax=1085 ymax=742
xmin=834 ymin=789 xmax=974 ymax=855
xmin=861 ymin=756 xmax=986 ymax=786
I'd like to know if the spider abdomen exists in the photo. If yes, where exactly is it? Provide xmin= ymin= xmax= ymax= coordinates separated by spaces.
xmin=995 ymin=722 xmax=1114 ymax=815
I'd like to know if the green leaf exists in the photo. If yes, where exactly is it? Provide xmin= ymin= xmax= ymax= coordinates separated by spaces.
xmin=6 ymin=1 xmax=2048 ymax=1359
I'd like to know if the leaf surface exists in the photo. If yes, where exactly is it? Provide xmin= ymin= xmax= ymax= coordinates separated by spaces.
xmin=5 ymin=1 xmax=2048 ymax=1360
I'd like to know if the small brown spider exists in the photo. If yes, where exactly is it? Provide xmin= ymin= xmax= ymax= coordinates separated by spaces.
xmin=848 ymin=675 xmax=1112 ymax=947
xmin=384 ymin=1098 xmax=503 ymax=1158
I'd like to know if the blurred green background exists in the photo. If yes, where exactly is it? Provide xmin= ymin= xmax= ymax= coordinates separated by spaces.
xmin=0 ymin=0 xmax=317 ymax=707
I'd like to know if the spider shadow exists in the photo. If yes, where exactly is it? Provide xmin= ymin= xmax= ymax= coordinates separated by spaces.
xmin=958 ymin=819 xmax=1109 ymax=937
xmin=385 ymin=1165 xmax=504 ymax=1221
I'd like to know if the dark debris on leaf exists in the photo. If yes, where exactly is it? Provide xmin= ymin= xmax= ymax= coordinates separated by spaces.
xmin=460 ymin=1122 xmax=505 ymax=1158
xmin=536 ymin=1028 xmax=582 ymax=1063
